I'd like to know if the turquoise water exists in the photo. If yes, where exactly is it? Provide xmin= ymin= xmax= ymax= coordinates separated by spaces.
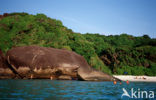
xmin=0 ymin=80 xmax=156 ymax=100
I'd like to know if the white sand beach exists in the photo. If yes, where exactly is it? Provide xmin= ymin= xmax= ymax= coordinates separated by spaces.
xmin=113 ymin=75 xmax=156 ymax=82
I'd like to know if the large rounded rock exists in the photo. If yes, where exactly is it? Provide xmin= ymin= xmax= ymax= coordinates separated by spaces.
xmin=6 ymin=46 xmax=87 ymax=79
xmin=6 ymin=46 xmax=120 ymax=81
xmin=0 ymin=49 xmax=15 ymax=79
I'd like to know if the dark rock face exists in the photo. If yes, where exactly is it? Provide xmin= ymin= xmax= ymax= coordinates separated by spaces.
xmin=6 ymin=46 xmax=81 ymax=79
xmin=0 ymin=49 xmax=15 ymax=79
xmin=6 ymin=46 xmax=119 ymax=81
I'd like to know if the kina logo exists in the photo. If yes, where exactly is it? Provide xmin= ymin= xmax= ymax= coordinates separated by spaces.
xmin=121 ymin=88 xmax=154 ymax=99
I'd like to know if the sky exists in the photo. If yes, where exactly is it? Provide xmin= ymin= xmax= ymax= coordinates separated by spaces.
xmin=0 ymin=0 xmax=156 ymax=38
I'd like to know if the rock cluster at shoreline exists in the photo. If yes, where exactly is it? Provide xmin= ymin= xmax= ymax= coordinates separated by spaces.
xmin=0 ymin=45 xmax=119 ymax=81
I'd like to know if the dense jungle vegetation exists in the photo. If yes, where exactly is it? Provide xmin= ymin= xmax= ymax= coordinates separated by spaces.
xmin=0 ymin=13 xmax=156 ymax=75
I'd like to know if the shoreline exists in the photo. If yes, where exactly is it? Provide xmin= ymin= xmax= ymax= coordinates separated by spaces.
xmin=113 ymin=75 xmax=156 ymax=82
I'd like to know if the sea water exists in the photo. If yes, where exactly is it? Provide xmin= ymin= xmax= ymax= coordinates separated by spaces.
xmin=0 ymin=79 xmax=156 ymax=100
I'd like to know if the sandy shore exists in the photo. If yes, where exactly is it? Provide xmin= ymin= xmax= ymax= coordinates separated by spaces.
xmin=113 ymin=75 xmax=156 ymax=82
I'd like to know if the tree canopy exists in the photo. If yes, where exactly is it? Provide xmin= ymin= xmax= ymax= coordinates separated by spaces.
xmin=0 ymin=13 xmax=156 ymax=75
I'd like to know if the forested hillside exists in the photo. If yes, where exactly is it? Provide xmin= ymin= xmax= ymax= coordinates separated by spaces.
xmin=0 ymin=13 xmax=156 ymax=75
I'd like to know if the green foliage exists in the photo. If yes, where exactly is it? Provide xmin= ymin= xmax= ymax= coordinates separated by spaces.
xmin=89 ymin=55 xmax=112 ymax=74
xmin=61 ymin=46 xmax=72 ymax=51
xmin=0 ymin=12 xmax=155 ymax=76
xmin=145 ymin=62 xmax=156 ymax=76
xmin=116 ymin=66 xmax=146 ymax=75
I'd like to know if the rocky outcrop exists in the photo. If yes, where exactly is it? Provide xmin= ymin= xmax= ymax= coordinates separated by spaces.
xmin=5 ymin=46 xmax=120 ymax=81
xmin=0 ymin=13 xmax=9 ymax=20
xmin=0 ymin=49 xmax=15 ymax=79
xmin=6 ymin=46 xmax=80 ymax=79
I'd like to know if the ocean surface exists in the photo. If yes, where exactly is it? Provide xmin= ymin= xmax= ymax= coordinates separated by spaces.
xmin=0 ymin=79 xmax=156 ymax=100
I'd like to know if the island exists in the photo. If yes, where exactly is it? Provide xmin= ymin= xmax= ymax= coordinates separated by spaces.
xmin=0 ymin=13 xmax=155 ymax=82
